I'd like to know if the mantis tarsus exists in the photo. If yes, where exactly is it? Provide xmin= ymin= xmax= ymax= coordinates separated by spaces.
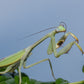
xmin=0 ymin=22 xmax=83 ymax=84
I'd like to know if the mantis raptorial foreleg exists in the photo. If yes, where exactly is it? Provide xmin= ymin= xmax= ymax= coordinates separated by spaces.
xmin=23 ymin=58 xmax=56 ymax=80
xmin=47 ymin=32 xmax=79 ymax=55
xmin=55 ymin=41 xmax=83 ymax=58
xmin=54 ymin=32 xmax=83 ymax=58
xmin=57 ymin=32 xmax=79 ymax=44
xmin=47 ymin=32 xmax=83 ymax=58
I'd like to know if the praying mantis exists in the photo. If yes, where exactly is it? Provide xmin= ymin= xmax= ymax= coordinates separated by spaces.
xmin=0 ymin=22 xmax=84 ymax=84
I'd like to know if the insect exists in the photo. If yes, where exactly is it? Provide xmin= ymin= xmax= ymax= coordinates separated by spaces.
xmin=0 ymin=22 xmax=83 ymax=84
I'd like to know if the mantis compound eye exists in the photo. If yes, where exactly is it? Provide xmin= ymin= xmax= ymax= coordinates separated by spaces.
xmin=59 ymin=22 xmax=67 ymax=31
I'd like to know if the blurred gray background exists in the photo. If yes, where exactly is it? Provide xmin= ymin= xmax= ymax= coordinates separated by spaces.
xmin=0 ymin=0 xmax=84 ymax=83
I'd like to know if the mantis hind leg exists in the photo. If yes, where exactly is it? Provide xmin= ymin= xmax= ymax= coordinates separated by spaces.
xmin=0 ymin=65 xmax=13 ymax=74
xmin=55 ymin=41 xmax=84 ymax=58
xmin=23 ymin=58 xmax=56 ymax=80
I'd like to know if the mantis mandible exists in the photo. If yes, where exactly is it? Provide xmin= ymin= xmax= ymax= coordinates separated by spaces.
xmin=0 ymin=22 xmax=83 ymax=84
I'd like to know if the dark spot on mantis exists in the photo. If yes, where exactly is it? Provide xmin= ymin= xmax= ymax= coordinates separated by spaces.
xmin=57 ymin=40 xmax=64 ymax=47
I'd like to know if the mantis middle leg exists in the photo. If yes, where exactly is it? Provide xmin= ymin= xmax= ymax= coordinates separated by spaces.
xmin=23 ymin=58 xmax=56 ymax=80
xmin=0 ymin=64 xmax=16 ymax=74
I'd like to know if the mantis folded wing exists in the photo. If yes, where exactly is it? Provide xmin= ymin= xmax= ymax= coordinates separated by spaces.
xmin=0 ymin=23 xmax=83 ymax=84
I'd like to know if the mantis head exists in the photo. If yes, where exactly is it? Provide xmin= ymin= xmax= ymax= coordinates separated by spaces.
xmin=56 ymin=22 xmax=67 ymax=33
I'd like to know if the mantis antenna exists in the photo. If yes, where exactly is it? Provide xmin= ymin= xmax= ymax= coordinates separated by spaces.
xmin=21 ymin=22 xmax=67 ymax=40
xmin=20 ymin=26 xmax=57 ymax=40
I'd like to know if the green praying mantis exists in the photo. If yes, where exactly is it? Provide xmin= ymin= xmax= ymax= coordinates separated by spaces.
xmin=0 ymin=22 xmax=84 ymax=84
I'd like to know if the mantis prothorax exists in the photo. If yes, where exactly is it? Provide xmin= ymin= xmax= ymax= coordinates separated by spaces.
xmin=0 ymin=23 xmax=83 ymax=84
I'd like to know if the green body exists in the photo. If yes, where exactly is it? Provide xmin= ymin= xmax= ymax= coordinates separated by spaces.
xmin=0 ymin=50 xmax=25 ymax=67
